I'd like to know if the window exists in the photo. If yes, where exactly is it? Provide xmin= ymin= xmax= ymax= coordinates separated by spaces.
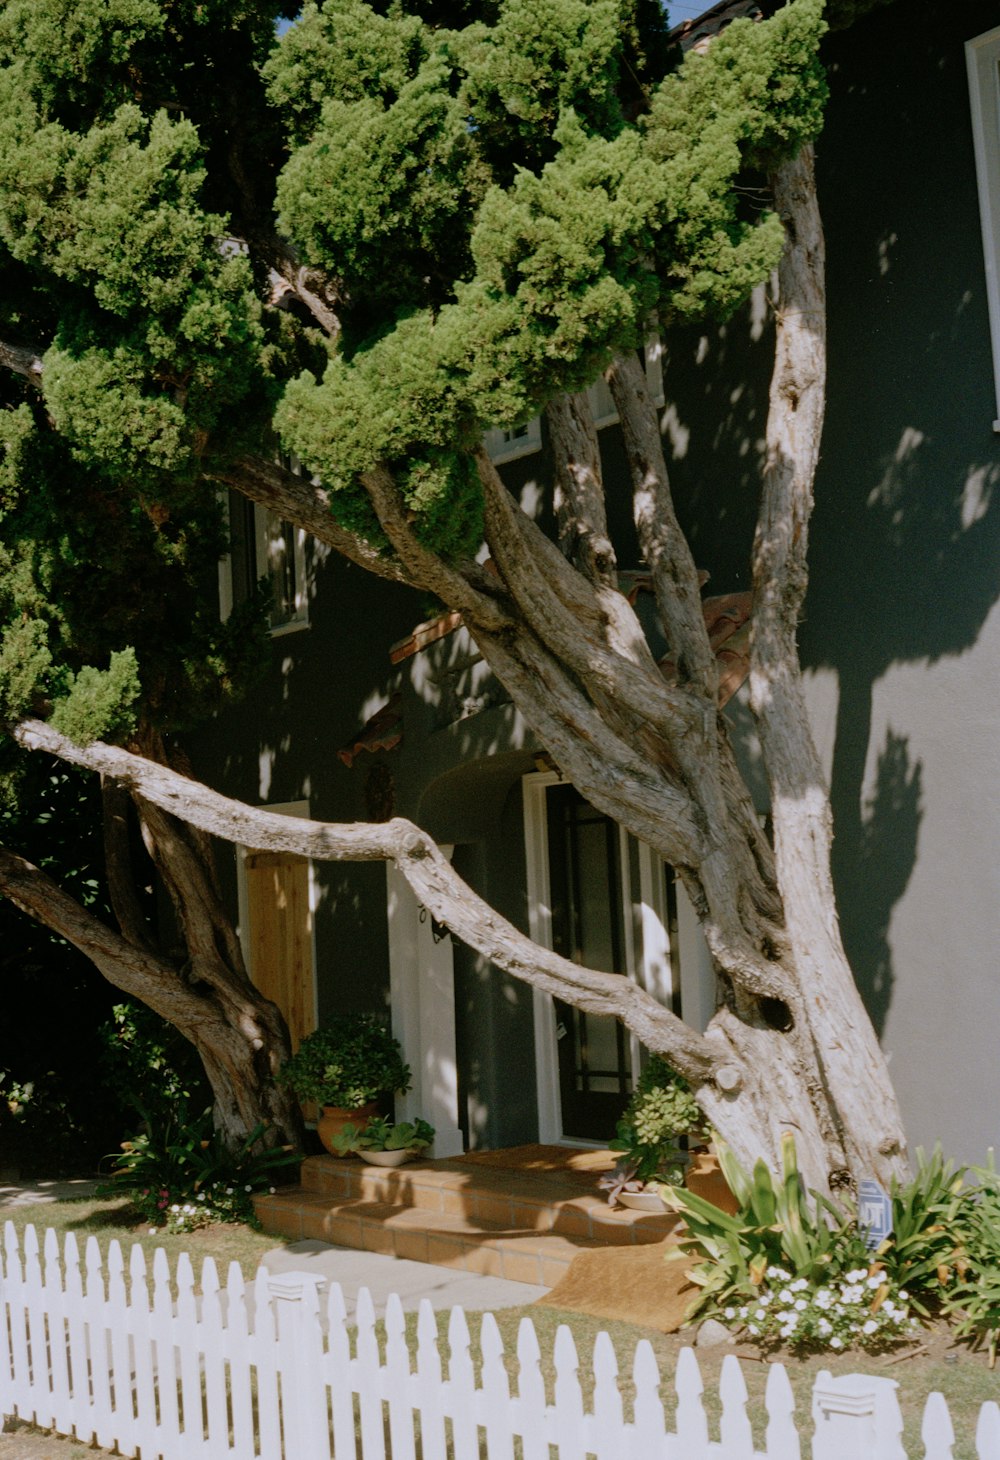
xmin=218 ymin=479 xmax=309 ymax=633
xmin=483 ymin=335 xmax=667 ymax=462
xmin=967 ymin=25 xmax=1000 ymax=432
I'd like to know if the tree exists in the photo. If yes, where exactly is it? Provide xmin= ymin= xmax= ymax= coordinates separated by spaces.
xmin=0 ymin=0 xmax=909 ymax=1191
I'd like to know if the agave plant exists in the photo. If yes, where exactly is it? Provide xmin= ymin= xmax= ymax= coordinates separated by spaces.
xmin=660 ymin=1132 xmax=868 ymax=1321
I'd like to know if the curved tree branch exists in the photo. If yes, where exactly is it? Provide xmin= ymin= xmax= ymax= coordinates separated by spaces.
xmin=9 ymin=717 xmax=722 ymax=1084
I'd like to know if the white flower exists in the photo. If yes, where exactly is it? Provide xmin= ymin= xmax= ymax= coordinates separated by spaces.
xmin=245 ymin=1184 xmax=253 ymax=1192
xmin=269 ymin=1186 xmax=276 ymax=1195
xmin=817 ymin=1318 xmax=832 ymax=1335
xmin=899 ymin=1290 xmax=909 ymax=1300
xmin=867 ymin=1274 xmax=883 ymax=1290
xmin=755 ymin=1308 xmax=767 ymax=1321
xmin=226 ymin=1187 xmax=233 ymax=1195
xmin=847 ymin=1268 xmax=868 ymax=1282
xmin=758 ymin=1293 xmax=772 ymax=1306
xmin=830 ymin=1336 xmax=843 ymax=1349
xmin=815 ymin=1288 xmax=832 ymax=1309
xmin=748 ymin=1324 xmax=760 ymax=1335
xmin=779 ymin=1290 xmax=795 ymax=1305
xmin=794 ymin=1298 xmax=807 ymax=1311
xmin=147 ymin=1228 xmax=156 ymax=1235
xmin=739 ymin=1307 xmax=748 ymax=1319
xmin=724 ymin=1307 xmax=736 ymax=1320
xmin=766 ymin=1266 xmax=790 ymax=1281
xmin=862 ymin=1320 xmax=878 ymax=1335
xmin=791 ymin=1278 xmax=808 ymax=1292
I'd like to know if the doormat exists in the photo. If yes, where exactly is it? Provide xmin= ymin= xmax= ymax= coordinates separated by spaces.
xmin=534 ymin=1240 xmax=698 ymax=1332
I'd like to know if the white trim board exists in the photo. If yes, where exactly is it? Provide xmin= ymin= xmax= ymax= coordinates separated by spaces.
xmin=967 ymin=24 xmax=1000 ymax=432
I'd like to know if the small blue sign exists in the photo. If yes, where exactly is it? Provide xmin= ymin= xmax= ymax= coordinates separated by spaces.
xmin=858 ymin=1178 xmax=894 ymax=1249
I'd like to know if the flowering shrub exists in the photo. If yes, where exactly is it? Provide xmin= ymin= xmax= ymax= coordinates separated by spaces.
xmin=99 ymin=1108 xmax=300 ymax=1232
xmin=728 ymin=1264 xmax=918 ymax=1353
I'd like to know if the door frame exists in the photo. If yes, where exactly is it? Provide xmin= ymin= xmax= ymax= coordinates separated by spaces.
xmin=522 ymin=771 xmax=685 ymax=1144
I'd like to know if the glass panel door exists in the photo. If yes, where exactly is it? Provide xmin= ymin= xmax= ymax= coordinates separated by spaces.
xmin=546 ymin=783 xmax=631 ymax=1139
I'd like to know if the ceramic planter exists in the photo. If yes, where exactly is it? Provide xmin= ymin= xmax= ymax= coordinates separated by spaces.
xmin=317 ymin=1101 xmax=380 ymax=1156
xmin=617 ymin=1188 xmax=669 ymax=1213
xmin=358 ymin=1148 xmax=419 ymax=1167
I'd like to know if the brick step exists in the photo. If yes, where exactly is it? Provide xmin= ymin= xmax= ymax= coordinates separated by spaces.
xmin=253 ymin=1189 xmax=668 ymax=1288
xmin=254 ymin=1153 xmax=683 ymax=1284
xmin=294 ymin=1154 xmax=678 ymax=1246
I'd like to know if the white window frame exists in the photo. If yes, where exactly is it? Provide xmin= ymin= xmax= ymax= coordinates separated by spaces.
xmin=967 ymin=25 xmax=1000 ymax=432
xmin=217 ymin=488 xmax=310 ymax=635
xmin=483 ymin=335 xmax=667 ymax=463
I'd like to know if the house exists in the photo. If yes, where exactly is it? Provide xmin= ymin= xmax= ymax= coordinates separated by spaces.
xmin=193 ymin=0 xmax=1000 ymax=1165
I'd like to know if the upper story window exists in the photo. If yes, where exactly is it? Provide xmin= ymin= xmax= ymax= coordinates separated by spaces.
xmin=484 ymin=335 xmax=667 ymax=462
xmin=218 ymin=471 xmax=309 ymax=634
xmin=967 ymin=25 xmax=1000 ymax=432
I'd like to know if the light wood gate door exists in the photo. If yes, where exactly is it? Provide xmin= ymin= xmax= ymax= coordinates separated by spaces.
xmin=244 ymin=850 xmax=315 ymax=1051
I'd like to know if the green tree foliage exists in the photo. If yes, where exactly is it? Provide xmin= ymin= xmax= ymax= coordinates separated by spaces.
xmin=0 ymin=0 xmax=829 ymax=677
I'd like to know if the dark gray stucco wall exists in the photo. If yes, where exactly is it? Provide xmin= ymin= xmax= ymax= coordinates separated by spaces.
xmin=806 ymin=0 xmax=1000 ymax=1161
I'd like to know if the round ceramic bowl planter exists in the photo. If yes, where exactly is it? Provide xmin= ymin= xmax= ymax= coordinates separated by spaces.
xmin=358 ymin=1148 xmax=419 ymax=1168
xmin=617 ymin=1188 xmax=669 ymax=1213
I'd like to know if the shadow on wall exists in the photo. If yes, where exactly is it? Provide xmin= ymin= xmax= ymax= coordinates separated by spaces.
xmin=797 ymin=1 xmax=1000 ymax=1031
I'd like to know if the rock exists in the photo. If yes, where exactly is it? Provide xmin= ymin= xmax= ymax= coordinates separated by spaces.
xmin=695 ymin=1317 xmax=736 ymax=1348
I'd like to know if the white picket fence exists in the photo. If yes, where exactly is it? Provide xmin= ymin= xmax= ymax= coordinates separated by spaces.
xmin=2 ymin=1223 xmax=999 ymax=1460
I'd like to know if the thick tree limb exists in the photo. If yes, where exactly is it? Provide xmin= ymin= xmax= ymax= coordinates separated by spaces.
xmin=545 ymin=391 xmax=617 ymax=588
xmin=748 ymin=143 xmax=907 ymax=1173
xmin=210 ymin=454 xmax=410 ymax=584
xmin=605 ymin=351 xmax=718 ymax=700
xmin=0 ymin=338 xmax=44 ymax=386
xmin=9 ymin=718 xmax=721 ymax=1083
xmin=477 ymin=447 xmax=702 ymax=744
xmin=101 ymin=778 xmax=158 ymax=954
xmin=0 ymin=842 xmax=206 ymax=1028
xmin=362 ymin=463 xmax=512 ymax=631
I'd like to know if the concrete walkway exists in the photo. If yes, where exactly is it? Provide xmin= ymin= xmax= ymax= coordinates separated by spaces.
xmin=0 ymin=1180 xmax=548 ymax=1315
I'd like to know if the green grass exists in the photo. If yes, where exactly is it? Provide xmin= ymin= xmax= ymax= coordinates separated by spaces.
xmin=4 ymin=1199 xmax=1000 ymax=1460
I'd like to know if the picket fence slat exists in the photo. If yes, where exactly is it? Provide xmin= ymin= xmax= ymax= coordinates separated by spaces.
xmin=4 ymin=1223 xmax=1000 ymax=1460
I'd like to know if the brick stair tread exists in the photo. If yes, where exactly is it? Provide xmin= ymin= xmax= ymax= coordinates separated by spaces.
xmin=295 ymin=1156 xmax=676 ymax=1238
xmin=254 ymin=1189 xmax=665 ymax=1285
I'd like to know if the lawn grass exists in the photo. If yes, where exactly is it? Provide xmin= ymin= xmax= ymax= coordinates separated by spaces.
xmin=3 ymin=1197 xmax=999 ymax=1459
xmin=1 ymin=1196 xmax=286 ymax=1279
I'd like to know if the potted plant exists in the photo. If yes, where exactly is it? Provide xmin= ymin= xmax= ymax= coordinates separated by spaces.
xmin=328 ymin=1116 xmax=435 ymax=1166
xmin=277 ymin=1014 xmax=411 ymax=1155
xmin=599 ymin=1056 xmax=709 ymax=1212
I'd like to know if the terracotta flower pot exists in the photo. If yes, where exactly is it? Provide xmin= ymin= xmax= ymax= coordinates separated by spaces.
xmin=317 ymin=1101 xmax=380 ymax=1156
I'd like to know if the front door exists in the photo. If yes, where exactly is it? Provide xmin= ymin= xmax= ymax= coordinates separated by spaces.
xmin=546 ymin=783 xmax=631 ymax=1138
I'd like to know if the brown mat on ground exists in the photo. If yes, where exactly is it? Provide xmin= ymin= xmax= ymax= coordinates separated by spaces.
xmin=453 ymin=1144 xmax=616 ymax=1180
xmin=536 ymin=1240 xmax=698 ymax=1332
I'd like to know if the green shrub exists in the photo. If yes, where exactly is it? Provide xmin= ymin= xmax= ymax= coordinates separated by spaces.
xmin=608 ymin=1055 xmax=707 ymax=1185
xmin=329 ymin=1116 xmax=435 ymax=1156
xmin=946 ymin=1156 xmax=1000 ymax=1365
xmin=98 ymin=1107 xmax=300 ymax=1233
xmin=277 ymin=1013 xmax=411 ymax=1108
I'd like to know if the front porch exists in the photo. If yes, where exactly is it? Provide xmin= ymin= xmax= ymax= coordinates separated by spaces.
xmin=254 ymin=1144 xmax=689 ymax=1289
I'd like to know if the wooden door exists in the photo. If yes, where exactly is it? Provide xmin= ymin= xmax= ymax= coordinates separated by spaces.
xmin=244 ymin=851 xmax=315 ymax=1051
